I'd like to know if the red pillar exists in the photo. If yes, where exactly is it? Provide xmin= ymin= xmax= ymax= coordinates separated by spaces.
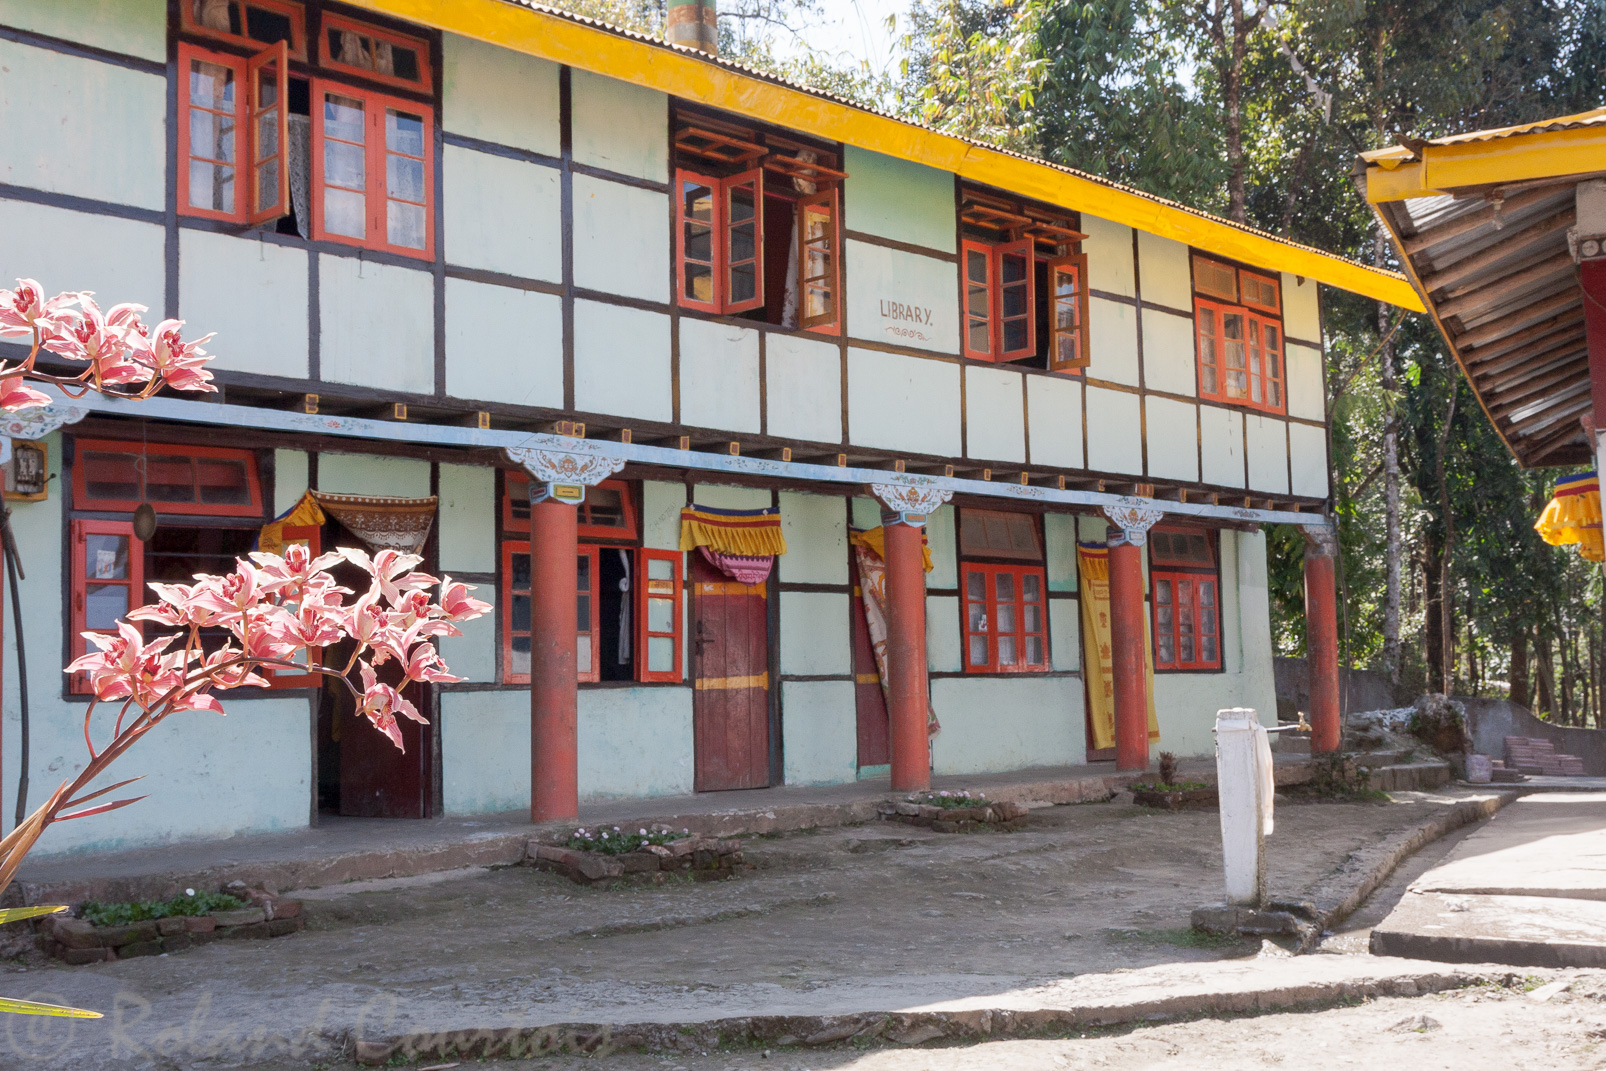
xmin=885 ymin=521 xmax=931 ymax=792
xmin=531 ymin=496 xmax=579 ymax=823
xmin=1303 ymin=534 xmax=1341 ymax=754
xmin=1108 ymin=538 xmax=1149 ymax=772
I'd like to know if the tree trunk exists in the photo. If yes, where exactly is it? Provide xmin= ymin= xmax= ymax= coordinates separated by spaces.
xmin=1423 ymin=537 xmax=1444 ymax=687
xmin=1509 ymin=629 xmax=1529 ymax=709
xmin=1559 ymin=619 xmax=1575 ymax=725
xmin=1376 ymin=234 xmax=1402 ymax=681
xmin=1536 ymin=633 xmax=1556 ymax=718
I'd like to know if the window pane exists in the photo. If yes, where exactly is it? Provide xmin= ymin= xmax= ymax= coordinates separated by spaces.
xmin=968 ymin=635 xmax=988 ymax=667
xmin=576 ymin=633 xmax=592 ymax=674
xmin=647 ymin=595 xmax=673 ymax=633
xmin=1155 ymin=578 xmax=1171 ymax=605
xmin=189 ymin=161 xmax=235 ymax=213
xmin=85 ymin=534 xmax=130 ymax=580
xmin=387 ymin=200 xmax=426 ymax=249
xmin=195 ymin=457 xmax=251 ymax=505
xmin=324 ymin=138 xmax=365 ymax=190
xmin=1199 ymin=580 xmax=1215 ymax=607
xmin=244 ymin=4 xmax=294 ymax=46
xmin=1024 ymin=604 xmax=1041 ymax=632
xmin=576 ymin=595 xmax=591 ymax=630
xmin=189 ymin=58 xmax=235 ymax=110
xmin=510 ymin=551 xmax=531 ymax=589
xmin=648 ymin=636 xmax=675 ymax=673
xmin=998 ymin=635 xmax=1016 ymax=665
xmin=967 ymin=600 xmax=986 ymax=633
xmin=1157 ymin=606 xmax=1173 ymax=631
xmin=1025 ymin=635 xmax=1044 ymax=665
xmin=583 ymin=486 xmax=627 ymax=529
xmin=386 ymin=109 xmax=425 ymax=156
xmin=996 ymin=603 xmax=1015 ymax=633
xmin=146 ymin=458 xmax=196 ymax=503
xmin=510 ymin=635 xmax=531 ymax=677
xmin=386 ymin=153 xmax=425 ymax=203
xmin=324 ymin=187 xmax=366 ymax=238
xmin=1178 ymin=579 xmax=1192 ymax=606
xmin=647 ymin=557 xmax=674 ymax=581
xmin=1180 ymin=636 xmax=1194 ymax=662
xmin=1202 ymin=636 xmax=1218 ymax=663
xmin=511 ymin=592 xmax=531 ymax=633
xmin=85 ymin=584 xmax=129 ymax=631
xmin=1022 ymin=572 xmax=1040 ymax=601
xmin=1158 ymin=636 xmax=1175 ymax=664
xmin=966 ymin=570 xmax=985 ymax=601
xmin=322 ymin=93 xmax=365 ymax=144
xmin=995 ymin=571 xmax=1014 ymax=602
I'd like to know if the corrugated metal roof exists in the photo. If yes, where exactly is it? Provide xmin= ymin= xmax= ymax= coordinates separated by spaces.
xmin=1429 ymin=106 xmax=1606 ymax=147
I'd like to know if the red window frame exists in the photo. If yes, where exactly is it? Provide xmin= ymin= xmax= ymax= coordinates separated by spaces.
xmin=178 ymin=43 xmax=248 ymax=223
xmin=179 ymin=0 xmax=307 ymax=59
xmin=72 ymin=440 xmax=264 ymax=517
xmin=1151 ymin=572 xmax=1221 ymax=671
xmin=1150 ymin=526 xmax=1222 ymax=672
xmin=1195 ymin=299 xmax=1286 ymax=413
xmin=319 ymin=12 xmax=433 ymax=93
xmin=961 ymin=238 xmax=1036 ymax=362
xmin=500 ymin=542 xmax=603 ymax=685
xmin=1047 ymin=253 xmax=1090 ymax=372
xmin=310 ymin=79 xmax=435 ymax=259
xmin=797 ymin=186 xmax=841 ymax=333
xmin=1240 ymin=270 xmax=1281 ymax=314
xmin=674 ymin=168 xmax=766 ymax=315
xmin=70 ymin=518 xmax=145 ymax=694
xmin=961 ymin=563 xmax=1049 ymax=674
xmin=637 ymin=548 xmax=684 ymax=683
xmin=502 ymin=475 xmax=638 ymax=543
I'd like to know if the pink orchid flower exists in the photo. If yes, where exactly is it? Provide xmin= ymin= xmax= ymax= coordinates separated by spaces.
xmin=0 ymin=279 xmax=77 ymax=340
xmin=402 ymin=644 xmax=464 ymax=686
xmin=146 ymin=319 xmax=217 ymax=394
xmin=339 ymin=547 xmax=439 ymax=606
xmin=0 ymin=376 xmax=52 ymax=411
xmin=438 ymin=576 xmax=492 ymax=621
xmin=48 ymin=296 xmax=150 ymax=386
xmin=355 ymin=664 xmax=425 ymax=751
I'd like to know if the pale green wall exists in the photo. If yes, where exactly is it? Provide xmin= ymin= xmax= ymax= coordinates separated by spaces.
xmin=1088 ymin=297 xmax=1140 ymax=387
xmin=1283 ymin=273 xmax=1322 ymax=342
xmin=781 ymin=680 xmax=856 ymax=785
xmin=438 ymin=463 xmax=495 ymax=572
xmin=180 ymin=229 xmax=309 ymax=379
xmin=764 ymin=333 xmax=842 ymax=445
xmin=441 ymin=34 xmax=561 ymax=156
xmin=1146 ymin=396 xmax=1200 ymax=484
xmin=1289 ymin=423 xmax=1328 ymax=498
xmin=1043 ymin=513 xmax=1078 ymax=592
xmin=1049 ymin=599 xmax=1079 ymax=672
xmin=444 ymin=147 xmax=562 ymax=281
xmin=692 ymin=483 xmax=770 ymax=510
xmin=444 ymin=277 xmax=563 ymax=408
xmin=319 ymin=257 xmax=435 ymax=395
xmin=438 ymin=596 xmax=497 ymax=683
xmin=641 ymin=480 xmax=686 ymax=550
xmin=842 ymin=146 xmax=957 ymax=253
xmin=0 ymin=0 xmax=166 ymax=61
xmin=1084 ymin=385 xmax=1142 ymax=475
xmin=1082 ymin=215 xmax=1135 ymax=297
xmin=844 ymin=240 xmax=960 ymax=355
xmin=780 ymin=592 xmax=850 ymax=675
xmin=579 ymin=687 xmax=694 ymax=799
xmin=0 ymin=199 xmax=164 ymax=316
xmin=574 ymin=175 xmax=670 ymax=302
xmin=964 ymin=366 xmax=1026 ymax=463
xmin=0 ymin=39 xmax=165 ymax=209
xmin=925 ymin=504 xmax=957 ymax=587
xmin=931 ymin=676 xmax=1085 ymax=773
xmin=573 ymin=301 xmax=671 ymax=422
xmin=441 ymin=689 xmax=527 ymax=814
xmin=273 ymin=450 xmax=309 ymax=516
xmin=847 ymin=348 xmax=961 ymax=457
xmin=569 ymin=69 xmax=667 ymax=182
xmin=680 ymin=319 xmax=761 ymax=434
xmin=1246 ymin=413 xmax=1290 ymax=494
xmin=778 ymin=491 xmax=847 ymax=585
xmin=1137 ymin=230 xmax=1192 ymax=310
xmin=1141 ymin=308 xmax=1197 ymax=397
xmin=1201 ymin=405 xmax=1247 ymax=488
xmin=317 ymin=453 xmax=431 ymax=498
xmin=1285 ymin=343 xmax=1325 ymax=422
xmin=926 ymin=595 xmax=961 ymax=672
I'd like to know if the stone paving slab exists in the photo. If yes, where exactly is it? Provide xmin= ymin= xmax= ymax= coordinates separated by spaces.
xmin=1372 ymin=892 xmax=1606 ymax=968
xmin=1411 ymin=792 xmax=1606 ymax=899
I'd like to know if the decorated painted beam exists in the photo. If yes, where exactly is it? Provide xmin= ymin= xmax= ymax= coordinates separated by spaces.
xmin=17 ymin=386 xmax=1331 ymax=530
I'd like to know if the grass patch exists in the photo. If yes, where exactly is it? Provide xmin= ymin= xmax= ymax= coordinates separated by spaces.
xmin=80 ymin=891 xmax=244 ymax=927
xmin=1110 ymin=926 xmax=1249 ymax=950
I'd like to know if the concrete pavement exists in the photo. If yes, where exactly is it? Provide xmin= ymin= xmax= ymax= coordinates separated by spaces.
xmin=1373 ymin=791 xmax=1606 ymax=967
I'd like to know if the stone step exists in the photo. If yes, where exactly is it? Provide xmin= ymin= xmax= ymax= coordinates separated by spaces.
xmin=1364 ymin=761 xmax=1453 ymax=793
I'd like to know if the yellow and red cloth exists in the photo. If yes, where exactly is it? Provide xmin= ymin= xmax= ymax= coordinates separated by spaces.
xmin=1536 ymin=472 xmax=1603 ymax=563
xmin=679 ymin=504 xmax=788 ymax=557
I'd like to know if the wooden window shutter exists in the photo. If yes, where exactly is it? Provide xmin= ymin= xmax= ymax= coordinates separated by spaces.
xmin=1047 ymin=253 xmax=1090 ymax=372
xmin=797 ymin=187 xmax=840 ymax=331
xmin=676 ymin=169 xmax=722 ymax=312
xmin=636 ymin=548 xmax=683 ymax=683
xmin=961 ymin=240 xmax=994 ymax=360
xmin=995 ymin=237 xmax=1036 ymax=361
xmin=722 ymin=169 xmax=765 ymax=314
xmin=247 ymin=39 xmax=290 ymax=226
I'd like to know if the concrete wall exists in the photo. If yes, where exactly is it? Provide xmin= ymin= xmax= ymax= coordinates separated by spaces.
xmin=1462 ymin=698 xmax=1606 ymax=777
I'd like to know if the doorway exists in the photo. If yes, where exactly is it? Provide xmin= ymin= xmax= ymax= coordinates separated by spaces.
xmin=314 ymin=523 xmax=433 ymax=818
xmin=690 ymin=552 xmax=771 ymax=791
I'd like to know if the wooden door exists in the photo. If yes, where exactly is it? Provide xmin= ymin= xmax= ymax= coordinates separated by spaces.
xmin=339 ymin=677 xmax=431 ymax=817
xmin=691 ymin=552 xmax=771 ymax=791
xmin=850 ymin=552 xmax=889 ymax=768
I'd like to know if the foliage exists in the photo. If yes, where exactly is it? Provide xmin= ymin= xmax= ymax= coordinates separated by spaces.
xmin=79 ymin=891 xmax=244 ymax=927
xmin=1130 ymin=780 xmax=1210 ymax=792
xmin=906 ymin=789 xmax=992 ymax=809
xmin=565 ymin=826 xmax=693 ymax=855
xmin=1298 ymin=753 xmax=1376 ymax=798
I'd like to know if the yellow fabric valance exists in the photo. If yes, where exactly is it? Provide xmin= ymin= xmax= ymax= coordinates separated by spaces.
xmin=1536 ymin=472 xmax=1603 ymax=563
xmin=848 ymin=526 xmax=935 ymax=573
xmin=679 ymin=505 xmax=788 ymax=557
xmin=256 ymin=490 xmax=327 ymax=555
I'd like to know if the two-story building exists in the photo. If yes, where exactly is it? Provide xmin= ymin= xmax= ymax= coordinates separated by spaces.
xmin=0 ymin=0 xmax=1421 ymax=854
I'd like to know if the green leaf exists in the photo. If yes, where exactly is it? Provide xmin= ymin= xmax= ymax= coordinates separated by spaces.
xmin=0 ymin=906 xmax=67 ymax=925
xmin=0 ymin=997 xmax=102 ymax=1019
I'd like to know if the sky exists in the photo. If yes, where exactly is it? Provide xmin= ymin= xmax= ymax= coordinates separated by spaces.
xmin=768 ymin=0 xmax=912 ymax=81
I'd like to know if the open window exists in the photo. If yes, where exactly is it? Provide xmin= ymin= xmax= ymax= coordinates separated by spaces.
xmin=959 ymin=191 xmax=1088 ymax=369
xmin=673 ymin=111 xmax=846 ymax=333
xmin=311 ymin=80 xmax=433 ymax=257
xmin=499 ymin=476 xmax=678 ymax=685
xmin=957 ymin=508 xmax=1049 ymax=674
xmin=1193 ymin=255 xmax=1284 ymax=412
xmin=319 ymin=12 xmax=432 ymax=92
xmin=181 ymin=0 xmax=306 ymax=58
xmin=1148 ymin=525 xmax=1222 ymax=672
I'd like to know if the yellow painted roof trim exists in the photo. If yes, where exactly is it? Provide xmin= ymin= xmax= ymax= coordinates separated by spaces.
xmin=349 ymin=0 xmax=1424 ymax=312
xmin=1423 ymin=124 xmax=1606 ymax=192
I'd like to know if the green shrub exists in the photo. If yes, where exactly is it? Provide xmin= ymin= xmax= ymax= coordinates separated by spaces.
xmin=80 ymin=891 xmax=244 ymax=927
xmin=564 ymin=826 xmax=692 ymax=856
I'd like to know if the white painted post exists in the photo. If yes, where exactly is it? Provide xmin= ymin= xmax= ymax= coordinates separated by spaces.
xmin=1215 ymin=708 xmax=1269 ymax=907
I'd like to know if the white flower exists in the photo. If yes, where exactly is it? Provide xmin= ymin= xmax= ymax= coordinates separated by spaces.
xmin=640 ymin=828 xmax=648 ymax=835
xmin=185 ymin=888 xmax=195 ymax=897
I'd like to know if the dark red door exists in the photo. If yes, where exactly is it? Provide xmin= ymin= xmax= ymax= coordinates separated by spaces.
xmin=691 ymin=553 xmax=771 ymax=791
xmin=850 ymin=553 xmax=889 ymax=768
xmin=339 ymin=676 xmax=431 ymax=817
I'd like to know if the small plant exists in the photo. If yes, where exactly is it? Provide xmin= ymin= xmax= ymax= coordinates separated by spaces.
xmin=1298 ymin=752 xmax=1379 ymax=798
xmin=1130 ymin=779 xmax=1209 ymax=792
xmin=565 ymin=826 xmax=692 ymax=856
xmin=906 ymin=790 xmax=989 ymax=809
xmin=1157 ymin=751 xmax=1178 ymax=785
xmin=79 ymin=890 xmax=243 ymax=927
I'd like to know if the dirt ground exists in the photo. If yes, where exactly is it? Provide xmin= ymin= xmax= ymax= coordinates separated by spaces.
xmin=0 ymin=791 xmax=1496 ymax=1066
